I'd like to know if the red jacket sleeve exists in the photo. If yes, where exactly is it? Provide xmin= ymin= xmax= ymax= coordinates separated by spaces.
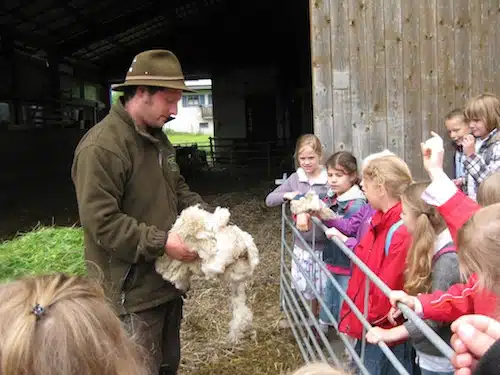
xmin=437 ymin=190 xmax=480 ymax=243
xmin=418 ymin=275 xmax=479 ymax=322
xmin=368 ymin=230 xmax=411 ymax=323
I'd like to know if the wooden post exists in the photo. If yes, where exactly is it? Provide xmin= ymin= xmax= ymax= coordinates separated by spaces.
xmin=209 ymin=137 xmax=214 ymax=167
xmin=309 ymin=0 xmax=334 ymax=155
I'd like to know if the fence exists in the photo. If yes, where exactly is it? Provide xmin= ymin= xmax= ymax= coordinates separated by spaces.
xmin=171 ymin=137 xmax=295 ymax=177
xmin=276 ymin=174 xmax=454 ymax=374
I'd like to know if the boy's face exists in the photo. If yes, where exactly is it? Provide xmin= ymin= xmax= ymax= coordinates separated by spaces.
xmin=445 ymin=117 xmax=470 ymax=146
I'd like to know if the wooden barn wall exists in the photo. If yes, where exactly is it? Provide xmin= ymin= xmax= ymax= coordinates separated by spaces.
xmin=310 ymin=0 xmax=500 ymax=178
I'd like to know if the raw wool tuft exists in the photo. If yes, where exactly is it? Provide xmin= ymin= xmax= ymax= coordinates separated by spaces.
xmin=155 ymin=204 xmax=259 ymax=343
xmin=289 ymin=191 xmax=337 ymax=220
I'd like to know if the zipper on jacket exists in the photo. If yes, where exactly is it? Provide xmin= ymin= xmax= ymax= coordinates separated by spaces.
xmin=158 ymin=148 xmax=163 ymax=168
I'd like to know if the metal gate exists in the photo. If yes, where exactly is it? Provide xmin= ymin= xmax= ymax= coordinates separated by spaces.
xmin=276 ymin=174 xmax=454 ymax=374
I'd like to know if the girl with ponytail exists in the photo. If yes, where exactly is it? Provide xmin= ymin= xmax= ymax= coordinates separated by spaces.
xmin=366 ymin=182 xmax=461 ymax=375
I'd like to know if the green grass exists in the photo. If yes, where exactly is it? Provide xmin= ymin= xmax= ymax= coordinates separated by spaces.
xmin=166 ymin=131 xmax=211 ymax=145
xmin=0 ymin=226 xmax=85 ymax=283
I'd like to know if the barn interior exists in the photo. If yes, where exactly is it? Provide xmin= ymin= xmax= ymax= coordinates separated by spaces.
xmin=0 ymin=0 xmax=313 ymax=235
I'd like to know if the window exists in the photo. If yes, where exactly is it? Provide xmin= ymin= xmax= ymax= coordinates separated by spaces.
xmin=199 ymin=122 xmax=209 ymax=129
xmin=182 ymin=95 xmax=205 ymax=107
xmin=208 ymin=94 xmax=213 ymax=105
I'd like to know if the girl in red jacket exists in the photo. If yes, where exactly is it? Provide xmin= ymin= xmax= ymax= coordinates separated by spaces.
xmin=366 ymin=182 xmax=460 ymax=375
xmin=338 ymin=155 xmax=414 ymax=375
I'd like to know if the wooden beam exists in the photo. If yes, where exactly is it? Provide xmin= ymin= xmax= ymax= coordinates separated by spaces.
xmin=56 ymin=0 xmax=181 ymax=56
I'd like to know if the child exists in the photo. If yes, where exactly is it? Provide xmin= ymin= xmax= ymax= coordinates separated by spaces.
xmin=322 ymin=150 xmax=395 ymax=252
xmin=366 ymin=182 xmax=460 ymax=375
xmin=291 ymin=362 xmax=348 ymax=375
xmin=0 ymin=273 xmax=149 ymax=375
xmin=444 ymin=108 xmax=470 ymax=187
xmin=462 ymin=93 xmax=500 ymax=200
xmin=319 ymin=151 xmax=366 ymax=326
xmin=266 ymin=134 xmax=329 ymax=318
xmin=337 ymin=155 xmax=414 ymax=375
xmin=389 ymin=132 xmax=499 ymax=328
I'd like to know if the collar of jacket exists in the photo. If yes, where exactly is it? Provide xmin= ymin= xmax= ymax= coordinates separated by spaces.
xmin=111 ymin=98 xmax=164 ymax=145
xmin=370 ymin=202 xmax=402 ymax=231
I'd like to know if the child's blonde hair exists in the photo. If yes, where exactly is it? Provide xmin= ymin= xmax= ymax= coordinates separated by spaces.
xmin=401 ymin=182 xmax=447 ymax=295
xmin=294 ymin=134 xmax=323 ymax=168
xmin=362 ymin=155 xmax=413 ymax=199
xmin=464 ymin=93 xmax=500 ymax=133
xmin=361 ymin=149 xmax=395 ymax=171
xmin=0 ymin=273 xmax=149 ymax=375
xmin=477 ymin=172 xmax=500 ymax=207
xmin=457 ymin=204 xmax=500 ymax=297
xmin=291 ymin=362 xmax=349 ymax=375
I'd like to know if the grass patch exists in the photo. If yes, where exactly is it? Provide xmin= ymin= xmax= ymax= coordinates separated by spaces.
xmin=166 ymin=131 xmax=211 ymax=146
xmin=0 ymin=226 xmax=85 ymax=283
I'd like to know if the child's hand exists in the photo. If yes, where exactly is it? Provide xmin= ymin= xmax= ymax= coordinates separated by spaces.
xmin=284 ymin=191 xmax=300 ymax=200
xmin=366 ymin=327 xmax=393 ymax=344
xmin=296 ymin=213 xmax=311 ymax=232
xmin=389 ymin=290 xmax=417 ymax=311
xmin=453 ymin=178 xmax=464 ymax=188
xmin=462 ymin=134 xmax=476 ymax=157
xmin=387 ymin=306 xmax=402 ymax=326
xmin=421 ymin=131 xmax=445 ymax=177
xmin=450 ymin=314 xmax=500 ymax=375
xmin=325 ymin=227 xmax=348 ymax=242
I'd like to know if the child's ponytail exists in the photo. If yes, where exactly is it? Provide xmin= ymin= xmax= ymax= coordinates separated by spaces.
xmin=402 ymin=182 xmax=446 ymax=295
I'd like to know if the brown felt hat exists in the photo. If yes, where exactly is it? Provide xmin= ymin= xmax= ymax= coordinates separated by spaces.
xmin=112 ymin=49 xmax=195 ymax=92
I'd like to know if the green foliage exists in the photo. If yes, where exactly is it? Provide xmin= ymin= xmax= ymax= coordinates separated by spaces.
xmin=0 ymin=226 xmax=85 ymax=283
xmin=165 ymin=131 xmax=211 ymax=145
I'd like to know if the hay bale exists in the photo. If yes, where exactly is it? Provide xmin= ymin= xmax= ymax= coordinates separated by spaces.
xmin=179 ymin=187 xmax=303 ymax=375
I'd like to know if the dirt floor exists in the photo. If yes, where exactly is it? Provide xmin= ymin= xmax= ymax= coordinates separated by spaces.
xmin=0 ymin=168 xmax=306 ymax=374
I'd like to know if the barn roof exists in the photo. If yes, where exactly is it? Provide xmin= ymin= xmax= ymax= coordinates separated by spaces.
xmin=1 ymin=0 xmax=226 ymax=70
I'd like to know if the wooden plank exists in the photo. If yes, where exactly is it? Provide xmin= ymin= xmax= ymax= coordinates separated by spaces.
xmin=402 ymin=0 xmax=422 ymax=178
xmin=436 ymin=0 xmax=456 ymax=175
xmin=419 ymin=0 xmax=438 ymax=142
xmin=470 ymin=0 xmax=485 ymax=95
xmin=384 ymin=0 xmax=405 ymax=158
xmin=364 ymin=0 xmax=387 ymax=153
xmin=310 ymin=0 xmax=334 ymax=156
xmin=348 ymin=0 xmax=369 ymax=162
xmin=330 ymin=0 xmax=352 ymax=154
xmin=483 ymin=0 xmax=497 ymax=92
xmin=454 ymin=0 xmax=472 ymax=104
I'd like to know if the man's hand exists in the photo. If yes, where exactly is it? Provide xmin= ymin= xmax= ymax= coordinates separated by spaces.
xmin=462 ymin=134 xmax=476 ymax=157
xmin=165 ymin=232 xmax=198 ymax=261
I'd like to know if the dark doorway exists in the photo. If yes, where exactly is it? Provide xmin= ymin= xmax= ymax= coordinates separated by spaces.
xmin=245 ymin=93 xmax=277 ymax=141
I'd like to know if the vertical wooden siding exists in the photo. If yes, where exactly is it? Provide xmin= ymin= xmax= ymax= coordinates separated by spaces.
xmin=310 ymin=0 xmax=500 ymax=178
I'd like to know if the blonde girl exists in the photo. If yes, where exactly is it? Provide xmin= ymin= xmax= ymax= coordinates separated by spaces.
xmin=0 ymin=273 xmax=149 ymax=375
xmin=462 ymin=93 xmax=500 ymax=200
xmin=265 ymin=134 xmax=329 ymax=317
xmin=291 ymin=362 xmax=349 ymax=375
xmin=366 ymin=182 xmax=460 ymax=375
xmin=338 ymin=155 xmax=414 ymax=375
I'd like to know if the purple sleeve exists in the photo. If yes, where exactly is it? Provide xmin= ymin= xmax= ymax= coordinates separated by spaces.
xmin=323 ymin=208 xmax=365 ymax=236
xmin=265 ymin=173 xmax=297 ymax=207
xmin=344 ymin=237 xmax=358 ymax=250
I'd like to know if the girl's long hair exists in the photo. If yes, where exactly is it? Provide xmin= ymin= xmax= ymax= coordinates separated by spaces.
xmin=402 ymin=182 xmax=447 ymax=295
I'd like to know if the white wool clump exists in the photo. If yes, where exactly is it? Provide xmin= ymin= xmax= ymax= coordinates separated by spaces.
xmin=290 ymin=191 xmax=336 ymax=220
xmin=155 ymin=205 xmax=259 ymax=343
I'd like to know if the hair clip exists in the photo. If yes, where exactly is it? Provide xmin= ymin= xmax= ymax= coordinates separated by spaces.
xmin=32 ymin=303 xmax=45 ymax=319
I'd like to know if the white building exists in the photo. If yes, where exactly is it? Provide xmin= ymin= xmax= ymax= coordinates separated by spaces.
xmin=164 ymin=79 xmax=214 ymax=135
